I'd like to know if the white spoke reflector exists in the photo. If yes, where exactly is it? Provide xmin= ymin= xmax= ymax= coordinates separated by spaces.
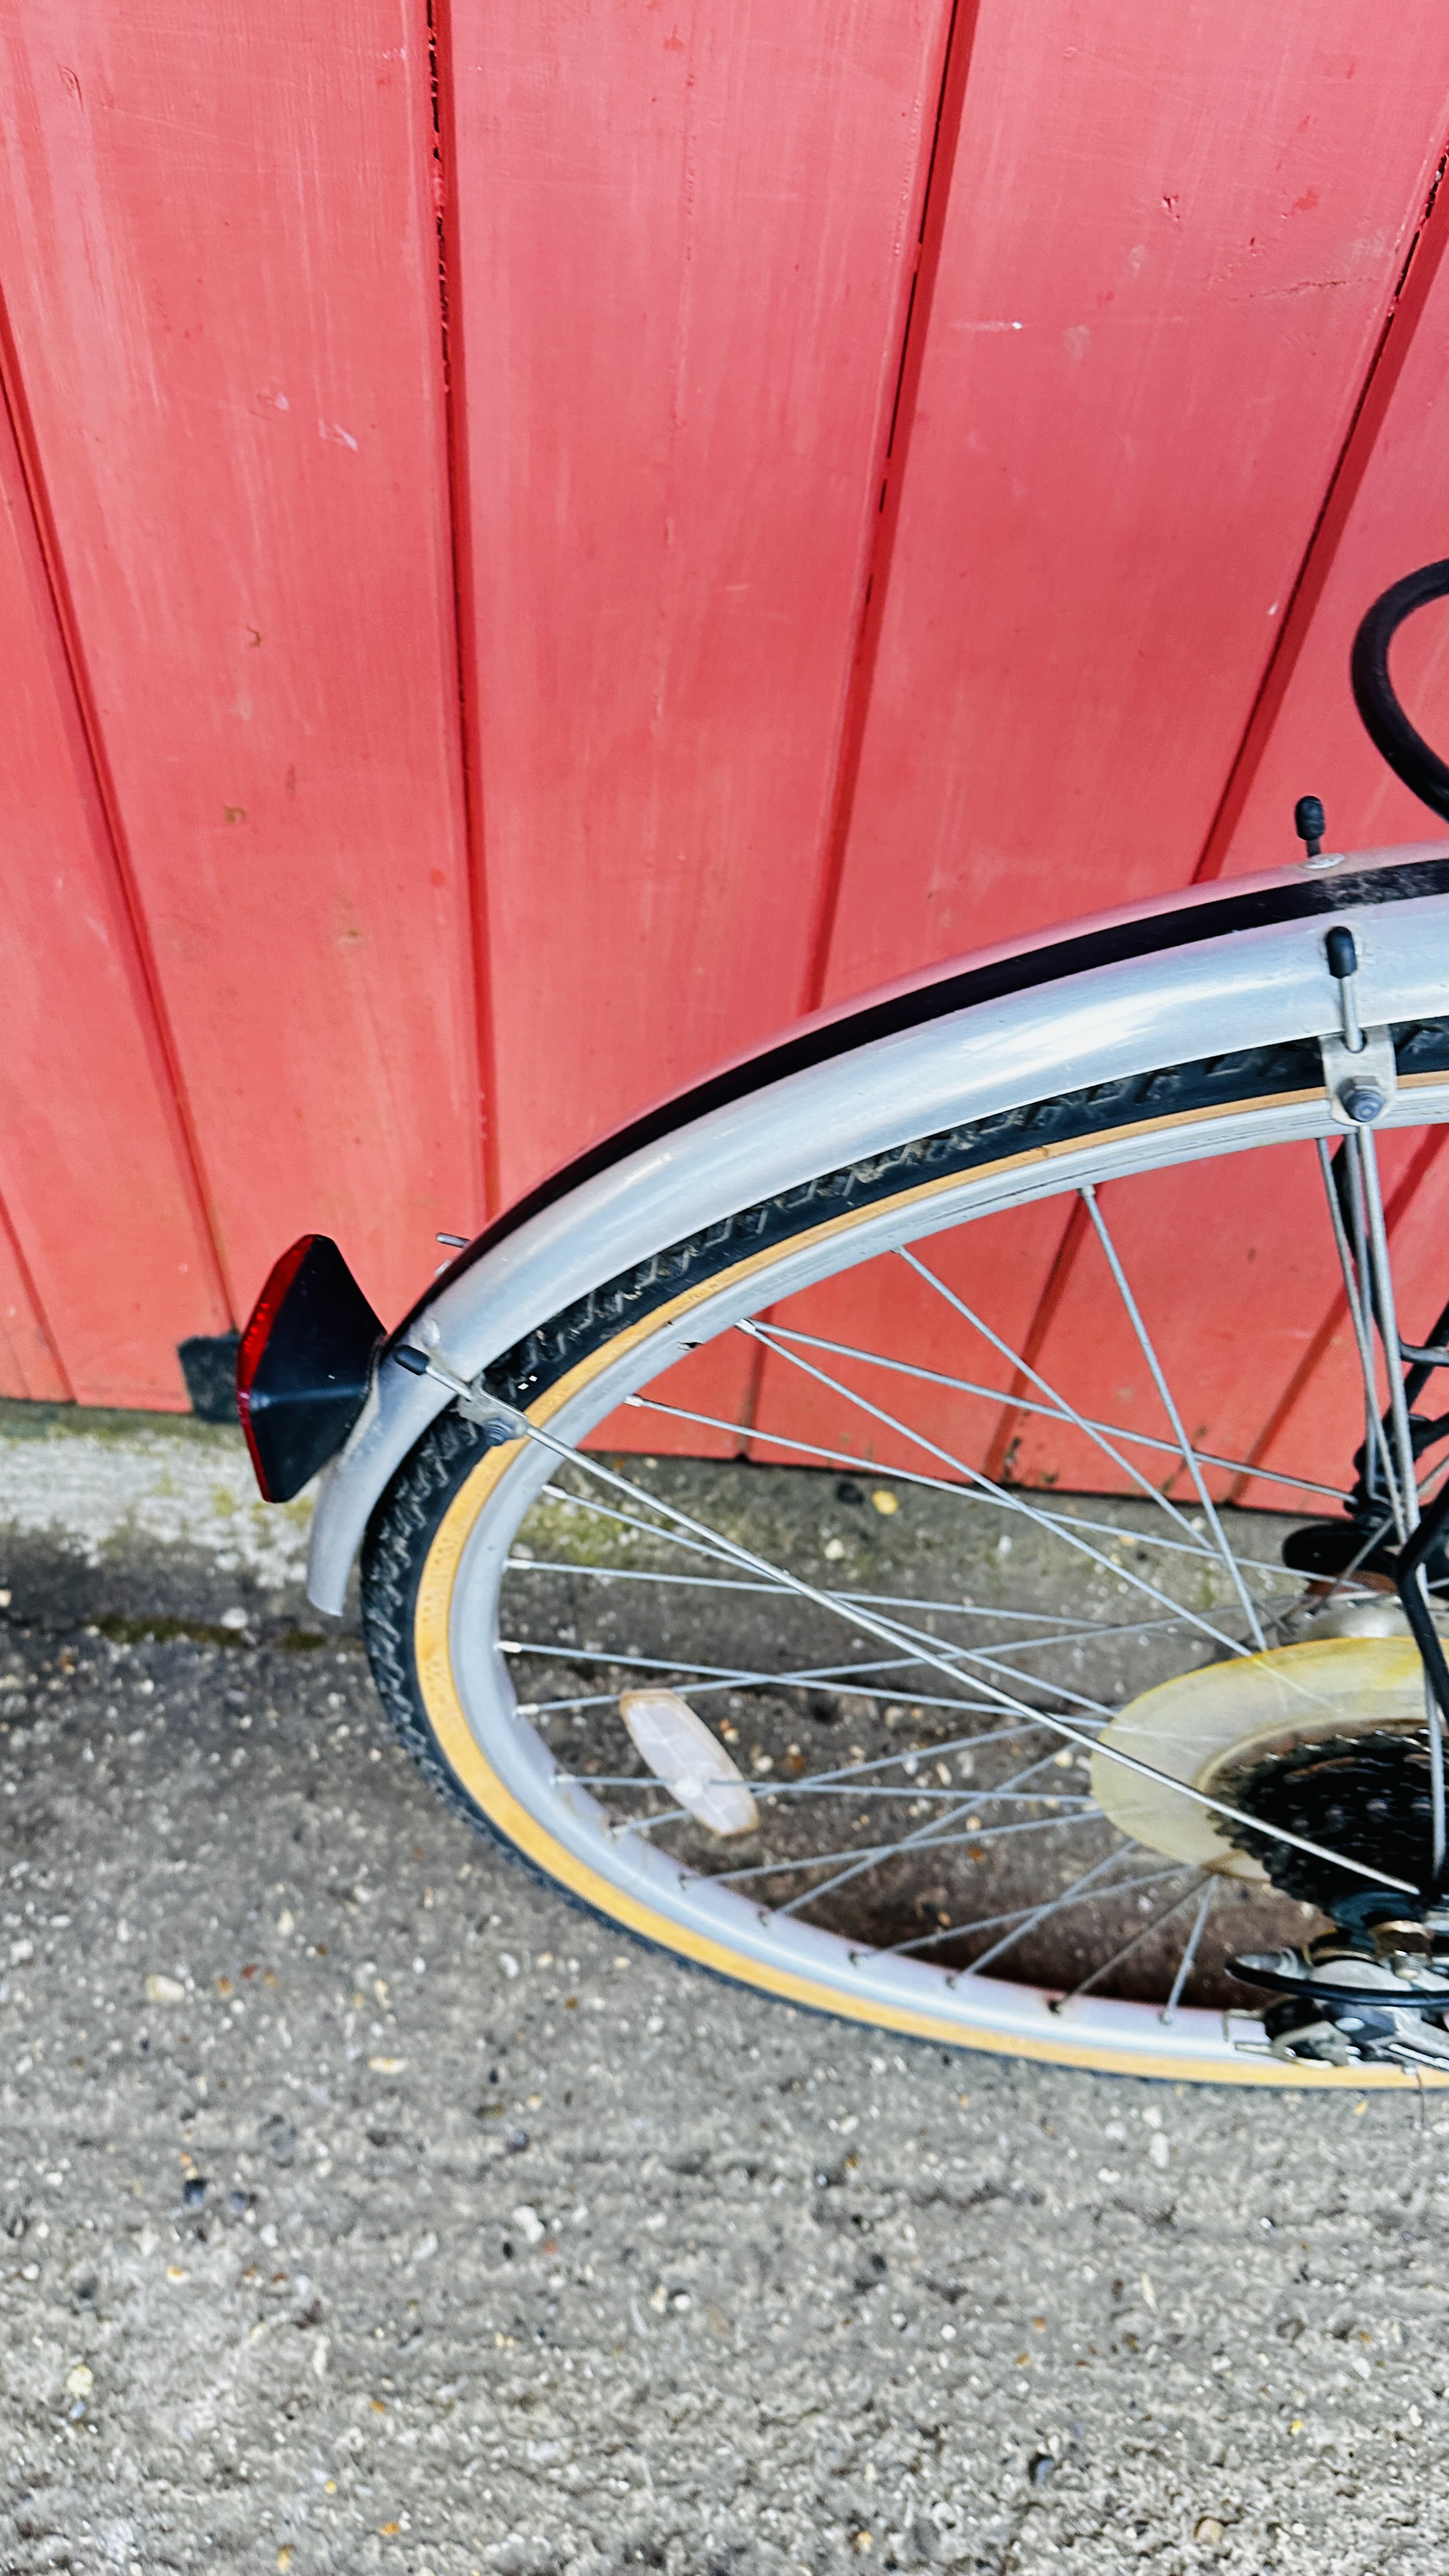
xmin=619 ymin=1690 xmax=758 ymax=1838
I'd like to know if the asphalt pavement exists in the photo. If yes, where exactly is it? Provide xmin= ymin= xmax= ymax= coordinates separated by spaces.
xmin=0 ymin=1402 xmax=1445 ymax=2575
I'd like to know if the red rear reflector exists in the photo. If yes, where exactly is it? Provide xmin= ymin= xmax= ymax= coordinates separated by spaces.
xmin=236 ymin=1236 xmax=317 ymax=1495
xmin=236 ymin=1235 xmax=382 ymax=1501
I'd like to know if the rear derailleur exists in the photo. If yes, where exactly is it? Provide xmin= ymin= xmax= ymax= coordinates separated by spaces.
xmin=1232 ymin=1919 xmax=1449 ymax=2071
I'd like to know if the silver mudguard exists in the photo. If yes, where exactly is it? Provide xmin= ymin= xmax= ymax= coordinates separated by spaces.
xmin=306 ymin=847 xmax=1449 ymax=1613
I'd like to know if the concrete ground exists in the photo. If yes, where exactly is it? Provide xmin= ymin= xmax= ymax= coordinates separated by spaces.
xmin=1 ymin=1402 xmax=1446 ymax=2574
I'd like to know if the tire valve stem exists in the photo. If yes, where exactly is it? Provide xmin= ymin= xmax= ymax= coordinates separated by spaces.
xmin=1294 ymin=792 xmax=1326 ymax=861
xmin=1322 ymin=923 xmax=1393 ymax=1125
xmin=1325 ymin=923 xmax=1363 ymax=1052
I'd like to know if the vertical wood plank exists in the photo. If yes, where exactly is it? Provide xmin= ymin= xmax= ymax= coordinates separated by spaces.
xmin=998 ymin=1130 xmax=1433 ymax=1521
xmin=746 ymin=1201 xmax=1079 ymax=1480
xmin=0 ymin=1197 xmax=66 ymax=1402
xmin=0 ymin=365 xmax=226 ymax=1406
xmin=0 ymin=2 xmax=480 ymax=1327
xmin=1211 ymin=183 xmax=1449 ymax=873
xmin=822 ymin=1 xmax=1449 ymax=1003
xmin=444 ymin=0 xmax=954 ymax=1206
xmin=1091 ymin=180 xmax=1449 ymax=1518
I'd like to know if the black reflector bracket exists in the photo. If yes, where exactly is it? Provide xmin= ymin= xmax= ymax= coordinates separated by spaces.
xmin=237 ymin=1235 xmax=383 ymax=1502
xmin=178 ymin=1333 xmax=242 ymax=1423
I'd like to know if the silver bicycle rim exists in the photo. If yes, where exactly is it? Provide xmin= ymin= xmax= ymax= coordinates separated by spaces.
xmin=431 ymin=1082 xmax=1449 ymax=2083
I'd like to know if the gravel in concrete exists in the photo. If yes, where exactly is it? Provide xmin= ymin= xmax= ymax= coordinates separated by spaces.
xmin=1 ymin=1409 xmax=1446 ymax=2573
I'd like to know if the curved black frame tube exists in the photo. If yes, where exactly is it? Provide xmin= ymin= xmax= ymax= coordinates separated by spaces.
xmin=1351 ymin=560 xmax=1449 ymax=824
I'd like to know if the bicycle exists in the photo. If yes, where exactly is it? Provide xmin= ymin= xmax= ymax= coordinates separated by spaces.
xmin=238 ymin=560 xmax=1449 ymax=2088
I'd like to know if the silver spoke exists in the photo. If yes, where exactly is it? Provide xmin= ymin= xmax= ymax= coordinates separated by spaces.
xmin=517 ymin=1543 xmax=1264 ymax=1683
xmin=893 ymin=1250 xmax=1223 ymax=1557
xmin=764 ymin=1786 xmax=1094 ymax=1807
xmin=519 ymin=1675 xmax=1071 ymax=1723
xmin=1050 ymin=1873 xmax=1210 ymax=2012
xmin=895 ymin=1243 xmax=1352 ymax=1505
xmin=740 ymin=1317 xmax=1254 ymax=1661
xmin=623 ymin=1390 xmax=1300 ymax=1581
xmin=1079 ymin=1184 xmax=1267 ymax=1648
xmin=510 ymin=1554 xmax=1194 ymax=1647
xmin=969 ymin=1617 xmax=1191 ymax=1657
xmin=501 ymin=1637 xmax=994 ymax=1701
xmin=882 ymin=1862 xmax=1190 ymax=1959
xmin=565 ymin=1775 xmax=1092 ymax=1807
xmin=465 ymin=1393 xmax=1416 ymax=1894
xmin=769 ymin=1291 xmax=1351 ymax=1506
xmin=725 ymin=1744 xmax=1074 ymax=1899
xmin=1317 ymin=1140 xmax=1404 ymax=1536
xmin=505 ymin=1632 xmax=1103 ymax=1725
xmin=713 ymin=1814 xmax=1066 ymax=1890
xmin=1159 ymin=1883 xmax=1215 ymax=2026
xmin=808 ymin=1720 xmax=1067 ymax=1782
xmin=512 ymin=1556 xmax=831 ymax=1596
xmin=747 ymin=1811 xmax=1106 ymax=1909
xmin=747 ymin=1721 xmax=1077 ymax=1793
xmin=936 ymin=1643 xmax=1120 ymax=1724
xmin=539 ymin=1482 xmax=765 ymax=1577
xmin=951 ymin=1849 xmax=1139 ymax=1982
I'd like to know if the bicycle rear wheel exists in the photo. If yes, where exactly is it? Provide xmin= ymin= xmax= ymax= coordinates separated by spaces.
xmin=360 ymin=870 xmax=1449 ymax=2084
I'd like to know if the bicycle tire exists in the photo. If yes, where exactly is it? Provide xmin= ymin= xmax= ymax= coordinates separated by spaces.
xmin=357 ymin=946 xmax=1449 ymax=2087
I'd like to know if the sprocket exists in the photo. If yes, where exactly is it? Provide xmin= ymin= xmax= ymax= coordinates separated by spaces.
xmin=1218 ymin=1731 xmax=1438 ymax=1920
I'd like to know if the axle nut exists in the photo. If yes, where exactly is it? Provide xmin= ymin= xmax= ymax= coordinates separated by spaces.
xmin=1340 ymin=1077 xmax=1387 ymax=1124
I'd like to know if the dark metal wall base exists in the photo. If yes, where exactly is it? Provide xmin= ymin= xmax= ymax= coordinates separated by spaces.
xmin=178 ymin=1333 xmax=241 ymax=1425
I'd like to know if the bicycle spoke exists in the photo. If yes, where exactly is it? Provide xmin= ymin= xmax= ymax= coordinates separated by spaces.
xmin=475 ymin=1398 xmax=1418 ymax=1895
xmin=501 ymin=1637 xmax=999 ymax=1703
xmin=740 ymin=1317 xmax=1254 ymax=1660
xmin=510 ymin=1554 xmax=1196 ymax=1648
xmin=1079 ymin=1185 xmax=1266 ymax=1648
xmin=882 ymin=1862 xmax=1189 ymax=1959
xmin=623 ymin=1390 xmax=1300 ymax=1581
xmin=539 ymin=1482 xmax=769 ymax=1577
xmin=1049 ymin=1873 xmax=1210 ymax=2011
xmin=893 ymin=1248 xmax=1232 ymax=1557
xmin=566 ymin=1774 xmax=1092 ymax=1807
xmin=767 ymin=1809 xmax=1105 ymax=1912
xmin=1159 ymin=1882 xmax=1215 ymax=2025
xmin=972 ymin=1617 xmax=1190 ymax=1657
xmin=951 ymin=1849 xmax=1142 ymax=1982
xmin=935 ymin=1643 xmax=1120 ymax=1723
xmin=722 ymin=1744 xmax=1076 ymax=1898
xmin=519 ymin=1673 xmax=1075 ymax=1722
xmin=712 ymin=1810 xmax=1076 ymax=1891
xmin=1317 ymin=1141 xmax=1405 ymax=1536
xmin=505 ymin=1632 xmax=1105 ymax=1727
xmin=512 ymin=1557 xmax=826 ymax=1596
xmin=770 ymin=1286 xmax=1351 ymax=1505
xmin=594 ymin=1721 xmax=1066 ymax=1826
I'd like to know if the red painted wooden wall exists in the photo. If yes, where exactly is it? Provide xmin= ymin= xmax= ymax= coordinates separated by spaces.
xmin=2 ymin=3 xmax=1448 ymax=1507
